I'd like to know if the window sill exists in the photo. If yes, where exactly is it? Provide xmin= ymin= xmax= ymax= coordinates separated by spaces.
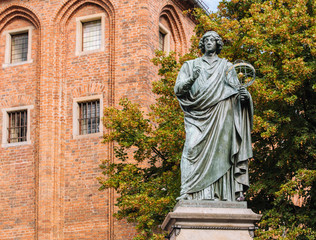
xmin=2 ymin=140 xmax=31 ymax=148
xmin=75 ymin=48 xmax=104 ymax=57
xmin=2 ymin=59 xmax=33 ymax=69
xmin=73 ymin=132 xmax=103 ymax=140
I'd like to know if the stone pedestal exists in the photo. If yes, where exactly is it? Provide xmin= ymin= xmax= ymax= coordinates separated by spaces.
xmin=161 ymin=200 xmax=262 ymax=240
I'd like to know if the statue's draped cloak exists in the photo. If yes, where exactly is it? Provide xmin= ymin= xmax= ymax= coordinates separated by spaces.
xmin=175 ymin=56 xmax=253 ymax=200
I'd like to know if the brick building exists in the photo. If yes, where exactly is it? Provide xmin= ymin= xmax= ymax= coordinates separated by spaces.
xmin=0 ymin=0 xmax=203 ymax=239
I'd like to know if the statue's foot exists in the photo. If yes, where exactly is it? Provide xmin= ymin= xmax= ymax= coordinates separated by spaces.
xmin=236 ymin=193 xmax=245 ymax=201
xmin=236 ymin=196 xmax=244 ymax=201
xmin=176 ymin=194 xmax=189 ymax=201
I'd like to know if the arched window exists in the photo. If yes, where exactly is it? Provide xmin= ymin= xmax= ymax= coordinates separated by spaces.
xmin=159 ymin=5 xmax=187 ymax=54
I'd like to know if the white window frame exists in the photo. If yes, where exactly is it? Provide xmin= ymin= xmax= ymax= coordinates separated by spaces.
xmin=75 ymin=13 xmax=105 ymax=56
xmin=159 ymin=23 xmax=170 ymax=53
xmin=2 ymin=26 xmax=34 ymax=68
xmin=2 ymin=105 xmax=33 ymax=147
xmin=73 ymin=95 xmax=103 ymax=139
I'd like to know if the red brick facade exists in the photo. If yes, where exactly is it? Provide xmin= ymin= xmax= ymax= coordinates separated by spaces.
xmin=0 ymin=1 xmax=195 ymax=239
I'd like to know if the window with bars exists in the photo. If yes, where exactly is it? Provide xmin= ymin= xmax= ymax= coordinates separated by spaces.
xmin=82 ymin=20 xmax=102 ymax=52
xmin=159 ymin=31 xmax=166 ymax=51
xmin=7 ymin=110 xmax=28 ymax=143
xmin=11 ymin=32 xmax=29 ymax=63
xmin=78 ymin=100 xmax=100 ymax=135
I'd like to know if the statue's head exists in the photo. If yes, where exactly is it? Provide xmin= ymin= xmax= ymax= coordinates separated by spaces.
xmin=199 ymin=31 xmax=223 ymax=54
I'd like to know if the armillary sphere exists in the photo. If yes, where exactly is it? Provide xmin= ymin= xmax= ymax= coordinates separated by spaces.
xmin=226 ymin=60 xmax=256 ymax=88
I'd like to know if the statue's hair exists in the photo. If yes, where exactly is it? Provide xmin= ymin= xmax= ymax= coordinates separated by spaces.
xmin=199 ymin=31 xmax=224 ymax=54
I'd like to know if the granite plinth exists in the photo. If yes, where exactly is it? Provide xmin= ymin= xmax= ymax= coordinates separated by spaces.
xmin=174 ymin=200 xmax=248 ymax=209
xmin=162 ymin=200 xmax=261 ymax=240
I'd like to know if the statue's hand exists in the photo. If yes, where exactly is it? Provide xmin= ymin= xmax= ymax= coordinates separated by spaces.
xmin=239 ymin=87 xmax=249 ymax=102
xmin=193 ymin=68 xmax=201 ymax=80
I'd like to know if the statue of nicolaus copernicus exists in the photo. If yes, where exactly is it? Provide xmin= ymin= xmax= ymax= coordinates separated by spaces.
xmin=175 ymin=31 xmax=253 ymax=201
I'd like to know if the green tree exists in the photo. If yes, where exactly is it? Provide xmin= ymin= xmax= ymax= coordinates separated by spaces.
xmin=98 ymin=52 xmax=188 ymax=240
xmin=98 ymin=0 xmax=316 ymax=239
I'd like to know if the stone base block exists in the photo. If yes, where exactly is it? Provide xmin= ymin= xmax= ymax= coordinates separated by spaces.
xmin=161 ymin=200 xmax=262 ymax=240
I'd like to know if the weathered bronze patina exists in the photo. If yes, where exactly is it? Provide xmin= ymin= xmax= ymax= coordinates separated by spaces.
xmin=175 ymin=31 xmax=253 ymax=201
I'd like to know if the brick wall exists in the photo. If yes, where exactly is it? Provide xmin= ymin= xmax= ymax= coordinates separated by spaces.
xmin=0 ymin=0 xmax=195 ymax=239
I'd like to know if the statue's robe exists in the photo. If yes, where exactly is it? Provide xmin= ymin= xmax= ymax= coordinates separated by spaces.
xmin=174 ymin=55 xmax=253 ymax=201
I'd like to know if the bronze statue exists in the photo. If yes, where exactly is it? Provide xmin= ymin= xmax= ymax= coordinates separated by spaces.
xmin=175 ymin=31 xmax=253 ymax=201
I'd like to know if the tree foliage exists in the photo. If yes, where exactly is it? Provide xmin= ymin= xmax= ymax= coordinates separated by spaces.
xmin=98 ymin=52 xmax=186 ymax=240
xmin=98 ymin=0 xmax=316 ymax=239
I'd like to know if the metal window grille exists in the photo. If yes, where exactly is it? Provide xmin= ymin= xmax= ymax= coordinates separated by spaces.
xmin=82 ymin=20 xmax=101 ymax=51
xmin=11 ymin=32 xmax=28 ymax=63
xmin=7 ymin=110 xmax=27 ymax=143
xmin=159 ymin=31 xmax=166 ymax=51
xmin=78 ymin=100 xmax=100 ymax=135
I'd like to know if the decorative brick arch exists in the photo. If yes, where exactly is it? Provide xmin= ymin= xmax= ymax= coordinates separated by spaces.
xmin=159 ymin=4 xmax=187 ymax=54
xmin=0 ymin=4 xmax=41 ymax=32
xmin=0 ymin=95 xmax=34 ymax=108
xmin=54 ymin=0 xmax=114 ymax=29
xmin=53 ymin=0 xmax=115 ymax=105
xmin=71 ymin=82 xmax=107 ymax=98
xmin=0 ymin=4 xmax=41 ymax=112
xmin=52 ymin=3 xmax=116 ymax=239
xmin=0 ymin=5 xmax=41 ymax=238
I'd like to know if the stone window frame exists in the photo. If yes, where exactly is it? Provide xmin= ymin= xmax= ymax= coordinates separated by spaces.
xmin=75 ymin=13 xmax=106 ymax=56
xmin=1 ymin=105 xmax=33 ymax=148
xmin=159 ymin=23 xmax=170 ymax=53
xmin=73 ymin=95 xmax=103 ymax=139
xmin=2 ymin=26 xmax=34 ymax=68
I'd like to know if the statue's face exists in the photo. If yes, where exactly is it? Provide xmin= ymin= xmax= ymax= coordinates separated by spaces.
xmin=204 ymin=36 xmax=217 ymax=53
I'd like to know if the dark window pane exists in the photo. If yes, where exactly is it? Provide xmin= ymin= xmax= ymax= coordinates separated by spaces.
xmin=159 ymin=31 xmax=166 ymax=51
xmin=78 ymin=100 xmax=100 ymax=135
xmin=8 ymin=110 xmax=27 ymax=143
xmin=82 ymin=20 xmax=101 ymax=51
xmin=11 ymin=32 xmax=28 ymax=63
